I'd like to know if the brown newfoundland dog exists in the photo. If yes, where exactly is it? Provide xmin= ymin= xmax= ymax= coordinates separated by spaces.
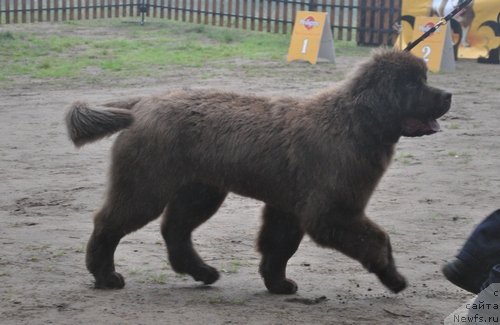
xmin=66 ymin=49 xmax=451 ymax=294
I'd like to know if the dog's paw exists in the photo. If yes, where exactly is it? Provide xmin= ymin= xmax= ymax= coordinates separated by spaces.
xmin=377 ymin=267 xmax=407 ymax=293
xmin=266 ymin=278 xmax=298 ymax=295
xmin=94 ymin=271 xmax=125 ymax=289
xmin=385 ymin=274 xmax=407 ymax=293
xmin=192 ymin=265 xmax=220 ymax=285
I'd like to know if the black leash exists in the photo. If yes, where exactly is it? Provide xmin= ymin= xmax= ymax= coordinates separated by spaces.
xmin=404 ymin=0 xmax=473 ymax=52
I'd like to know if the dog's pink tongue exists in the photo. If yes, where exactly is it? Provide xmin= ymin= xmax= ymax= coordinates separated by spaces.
xmin=402 ymin=118 xmax=441 ymax=137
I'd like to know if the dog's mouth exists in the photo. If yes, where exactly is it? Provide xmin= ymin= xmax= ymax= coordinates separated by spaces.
xmin=400 ymin=89 xmax=451 ymax=137
xmin=401 ymin=118 xmax=441 ymax=137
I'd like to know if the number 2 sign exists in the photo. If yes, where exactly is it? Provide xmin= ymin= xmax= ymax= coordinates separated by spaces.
xmin=410 ymin=17 xmax=455 ymax=73
xmin=287 ymin=11 xmax=335 ymax=64
xmin=422 ymin=45 xmax=432 ymax=63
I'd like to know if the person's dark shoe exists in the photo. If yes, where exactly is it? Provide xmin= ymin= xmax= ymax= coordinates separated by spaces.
xmin=442 ymin=259 xmax=487 ymax=294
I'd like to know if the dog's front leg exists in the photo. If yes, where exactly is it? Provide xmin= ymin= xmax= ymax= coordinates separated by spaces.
xmin=306 ymin=214 xmax=407 ymax=293
xmin=257 ymin=205 xmax=304 ymax=294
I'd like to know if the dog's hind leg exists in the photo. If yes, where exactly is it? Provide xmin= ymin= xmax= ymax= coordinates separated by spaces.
xmin=258 ymin=205 xmax=304 ymax=294
xmin=161 ymin=184 xmax=227 ymax=285
xmin=306 ymin=215 xmax=407 ymax=293
xmin=86 ymin=190 xmax=166 ymax=289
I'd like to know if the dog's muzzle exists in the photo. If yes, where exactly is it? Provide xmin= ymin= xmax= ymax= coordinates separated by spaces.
xmin=401 ymin=91 xmax=452 ymax=137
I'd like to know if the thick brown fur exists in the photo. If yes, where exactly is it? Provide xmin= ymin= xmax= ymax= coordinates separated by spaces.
xmin=66 ymin=49 xmax=451 ymax=294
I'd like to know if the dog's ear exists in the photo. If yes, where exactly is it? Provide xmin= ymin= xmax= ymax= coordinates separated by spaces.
xmin=348 ymin=53 xmax=398 ymax=109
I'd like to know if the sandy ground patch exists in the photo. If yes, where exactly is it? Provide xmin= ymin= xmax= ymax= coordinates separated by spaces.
xmin=1 ymin=23 xmax=499 ymax=325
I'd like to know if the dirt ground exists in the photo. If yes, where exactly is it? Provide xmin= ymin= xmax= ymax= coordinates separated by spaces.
xmin=1 ymin=23 xmax=500 ymax=325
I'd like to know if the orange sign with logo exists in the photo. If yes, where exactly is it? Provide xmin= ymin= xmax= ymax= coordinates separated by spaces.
xmin=287 ymin=11 xmax=335 ymax=64
xmin=398 ymin=0 xmax=500 ymax=60
xmin=411 ymin=16 xmax=456 ymax=72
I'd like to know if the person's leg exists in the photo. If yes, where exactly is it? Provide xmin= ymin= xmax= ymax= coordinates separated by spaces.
xmin=458 ymin=210 xmax=500 ymax=273
xmin=443 ymin=209 xmax=500 ymax=293
xmin=480 ymin=264 xmax=500 ymax=291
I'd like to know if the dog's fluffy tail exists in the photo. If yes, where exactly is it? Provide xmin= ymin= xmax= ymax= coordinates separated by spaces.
xmin=102 ymin=97 xmax=142 ymax=110
xmin=65 ymin=101 xmax=135 ymax=147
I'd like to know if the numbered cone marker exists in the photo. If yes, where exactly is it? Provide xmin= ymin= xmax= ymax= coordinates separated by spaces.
xmin=287 ymin=11 xmax=335 ymax=64
xmin=410 ymin=17 xmax=456 ymax=73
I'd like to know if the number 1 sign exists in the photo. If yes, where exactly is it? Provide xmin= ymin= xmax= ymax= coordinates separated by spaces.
xmin=410 ymin=16 xmax=455 ymax=73
xmin=287 ymin=11 xmax=335 ymax=64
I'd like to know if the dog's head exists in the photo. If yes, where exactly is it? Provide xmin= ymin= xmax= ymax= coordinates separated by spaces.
xmin=349 ymin=49 xmax=451 ymax=139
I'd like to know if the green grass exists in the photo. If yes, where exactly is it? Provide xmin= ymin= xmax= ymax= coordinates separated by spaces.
xmin=207 ymin=296 xmax=246 ymax=305
xmin=221 ymin=259 xmax=244 ymax=274
xmin=0 ymin=19 xmax=367 ymax=85
xmin=447 ymin=123 xmax=460 ymax=130
xmin=394 ymin=152 xmax=420 ymax=165
xmin=445 ymin=150 xmax=473 ymax=164
xmin=0 ymin=31 xmax=15 ymax=40
xmin=149 ymin=272 xmax=168 ymax=284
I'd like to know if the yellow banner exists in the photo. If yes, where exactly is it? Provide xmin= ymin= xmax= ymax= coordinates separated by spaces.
xmin=398 ymin=0 xmax=500 ymax=59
